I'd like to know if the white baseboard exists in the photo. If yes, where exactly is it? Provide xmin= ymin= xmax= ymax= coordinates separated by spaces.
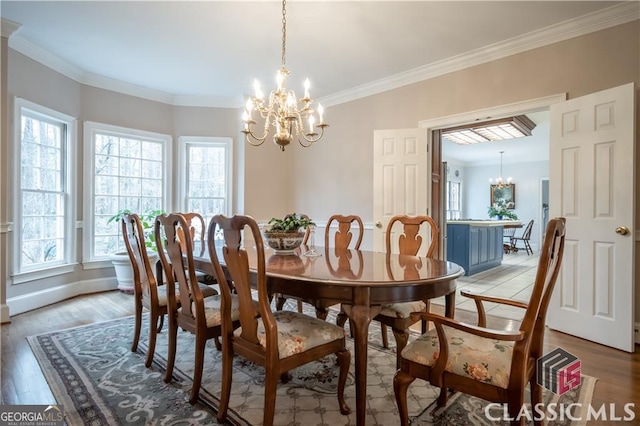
xmin=7 ymin=278 xmax=118 ymax=317
xmin=1 ymin=304 xmax=10 ymax=323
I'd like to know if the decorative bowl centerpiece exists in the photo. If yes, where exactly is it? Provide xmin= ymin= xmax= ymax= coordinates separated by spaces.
xmin=263 ymin=213 xmax=314 ymax=255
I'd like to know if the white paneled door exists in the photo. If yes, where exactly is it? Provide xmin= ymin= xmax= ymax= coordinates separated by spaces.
xmin=373 ymin=129 xmax=430 ymax=253
xmin=548 ymin=83 xmax=636 ymax=352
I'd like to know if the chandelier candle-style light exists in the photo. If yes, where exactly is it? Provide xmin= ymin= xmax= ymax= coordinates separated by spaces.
xmin=242 ymin=0 xmax=327 ymax=151
xmin=489 ymin=151 xmax=513 ymax=188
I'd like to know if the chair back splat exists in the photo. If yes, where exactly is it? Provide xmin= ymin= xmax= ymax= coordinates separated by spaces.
xmin=325 ymin=214 xmax=364 ymax=251
xmin=208 ymin=214 xmax=351 ymax=426
xmin=386 ymin=215 xmax=439 ymax=257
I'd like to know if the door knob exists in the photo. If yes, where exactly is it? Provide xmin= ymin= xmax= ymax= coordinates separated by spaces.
xmin=615 ymin=226 xmax=630 ymax=235
xmin=375 ymin=221 xmax=383 ymax=228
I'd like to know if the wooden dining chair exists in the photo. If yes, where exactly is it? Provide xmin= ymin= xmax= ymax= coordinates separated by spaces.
xmin=323 ymin=214 xmax=365 ymax=329
xmin=374 ymin=214 xmax=440 ymax=368
xmin=208 ymin=214 xmax=351 ymax=426
xmin=155 ymin=213 xmax=238 ymax=404
xmin=121 ymin=213 xmax=167 ymax=368
xmin=394 ymin=218 xmax=566 ymax=426
xmin=511 ymin=219 xmax=535 ymax=255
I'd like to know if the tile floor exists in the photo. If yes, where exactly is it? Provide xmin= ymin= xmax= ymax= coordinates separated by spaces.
xmin=431 ymin=250 xmax=540 ymax=321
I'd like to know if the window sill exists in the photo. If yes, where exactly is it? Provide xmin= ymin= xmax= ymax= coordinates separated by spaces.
xmin=11 ymin=263 xmax=78 ymax=285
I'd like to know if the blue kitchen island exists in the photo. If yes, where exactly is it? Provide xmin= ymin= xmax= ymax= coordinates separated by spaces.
xmin=446 ymin=220 xmax=520 ymax=276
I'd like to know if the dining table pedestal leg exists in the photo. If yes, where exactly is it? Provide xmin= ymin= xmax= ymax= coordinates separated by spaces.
xmin=342 ymin=301 xmax=381 ymax=426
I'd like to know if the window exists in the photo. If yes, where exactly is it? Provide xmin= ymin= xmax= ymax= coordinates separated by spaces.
xmin=13 ymin=98 xmax=76 ymax=280
xmin=446 ymin=180 xmax=461 ymax=220
xmin=178 ymin=137 xmax=233 ymax=226
xmin=84 ymin=122 xmax=171 ymax=265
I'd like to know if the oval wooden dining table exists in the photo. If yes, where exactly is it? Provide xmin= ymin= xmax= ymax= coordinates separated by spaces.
xmin=189 ymin=244 xmax=465 ymax=426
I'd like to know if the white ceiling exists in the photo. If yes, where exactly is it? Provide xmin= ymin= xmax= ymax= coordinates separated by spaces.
xmin=2 ymin=1 xmax=633 ymax=165
xmin=1 ymin=1 xmax=630 ymax=110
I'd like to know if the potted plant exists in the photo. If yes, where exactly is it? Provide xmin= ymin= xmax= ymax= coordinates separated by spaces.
xmin=263 ymin=213 xmax=314 ymax=254
xmin=487 ymin=201 xmax=519 ymax=221
xmin=107 ymin=208 xmax=165 ymax=292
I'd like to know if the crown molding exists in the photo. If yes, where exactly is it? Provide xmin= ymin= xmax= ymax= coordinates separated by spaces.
xmin=5 ymin=2 xmax=638 ymax=108
xmin=172 ymin=94 xmax=245 ymax=108
xmin=1 ymin=18 xmax=20 ymax=38
xmin=320 ymin=2 xmax=639 ymax=107
xmin=82 ymin=71 xmax=175 ymax=105
xmin=9 ymin=33 xmax=85 ymax=81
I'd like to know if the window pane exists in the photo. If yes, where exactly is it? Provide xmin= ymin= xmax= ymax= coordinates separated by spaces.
xmin=90 ymin=128 xmax=166 ymax=257
xmin=184 ymin=142 xmax=229 ymax=224
xmin=19 ymin=108 xmax=68 ymax=272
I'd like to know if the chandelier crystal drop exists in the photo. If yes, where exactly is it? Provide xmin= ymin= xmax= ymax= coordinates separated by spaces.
xmin=489 ymin=151 xmax=513 ymax=188
xmin=241 ymin=0 xmax=327 ymax=151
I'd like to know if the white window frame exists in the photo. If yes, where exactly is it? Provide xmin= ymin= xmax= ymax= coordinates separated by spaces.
xmin=177 ymin=136 xmax=233 ymax=222
xmin=12 ymin=98 xmax=77 ymax=283
xmin=83 ymin=121 xmax=172 ymax=268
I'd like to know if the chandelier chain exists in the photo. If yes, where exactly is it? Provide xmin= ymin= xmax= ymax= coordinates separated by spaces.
xmin=281 ymin=0 xmax=287 ymax=68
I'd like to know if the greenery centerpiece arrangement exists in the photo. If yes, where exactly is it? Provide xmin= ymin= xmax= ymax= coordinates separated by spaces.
xmin=487 ymin=201 xmax=519 ymax=221
xmin=263 ymin=213 xmax=314 ymax=254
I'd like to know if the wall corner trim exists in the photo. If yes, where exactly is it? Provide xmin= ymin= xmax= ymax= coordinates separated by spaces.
xmin=0 ymin=304 xmax=10 ymax=323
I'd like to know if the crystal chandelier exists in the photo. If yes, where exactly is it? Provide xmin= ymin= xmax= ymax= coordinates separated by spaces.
xmin=489 ymin=151 xmax=513 ymax=188
xmin=241 ymin=0 xmax=327 ymax=151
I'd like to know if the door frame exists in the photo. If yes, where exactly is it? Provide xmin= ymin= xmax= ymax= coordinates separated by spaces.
xmin=418 ymin=93 xmax=567 ymax=254
xmin=539 ymin=177 xmax=550 ymax=249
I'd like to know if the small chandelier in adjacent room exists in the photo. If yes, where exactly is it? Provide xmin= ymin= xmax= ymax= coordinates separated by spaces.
xmin=490 ymin=151 xmax=513 ymax=188
xmin=241 ymin=0 xmax=327 ymax=151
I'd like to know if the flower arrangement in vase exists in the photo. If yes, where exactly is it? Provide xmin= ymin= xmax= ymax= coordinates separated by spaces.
xmin=487 ymin=201 xmax=519 ymax=221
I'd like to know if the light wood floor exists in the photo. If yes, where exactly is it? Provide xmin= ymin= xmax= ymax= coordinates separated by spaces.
xmin=1 ymin=290 xmax=639 ymax=425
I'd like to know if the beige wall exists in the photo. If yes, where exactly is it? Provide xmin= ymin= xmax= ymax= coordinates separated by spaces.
xmin=1 ymin=21 xmax=639 ymax=320
xmin=290 ymin=21 xmax=640 ymax=320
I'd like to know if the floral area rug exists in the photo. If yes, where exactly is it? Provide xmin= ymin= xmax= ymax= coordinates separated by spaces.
xmin=412 ymin=376 xmax=597 ymax=426
xmin=28 ymin=303 xmax=596 ymax=426
xmin=27 ymin=305 xmax=436 ymax=425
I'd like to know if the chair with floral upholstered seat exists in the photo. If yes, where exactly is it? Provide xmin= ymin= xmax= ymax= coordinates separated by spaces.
xmin=373 ymin=214 xmax=440 ymax=368
xmin=155 ymin=213 xmax=239 ymax=404
xmin=208 ymin=214 xmax=351 ymax=426
xmin=394 ymin=217 xmax=566 ymax=426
